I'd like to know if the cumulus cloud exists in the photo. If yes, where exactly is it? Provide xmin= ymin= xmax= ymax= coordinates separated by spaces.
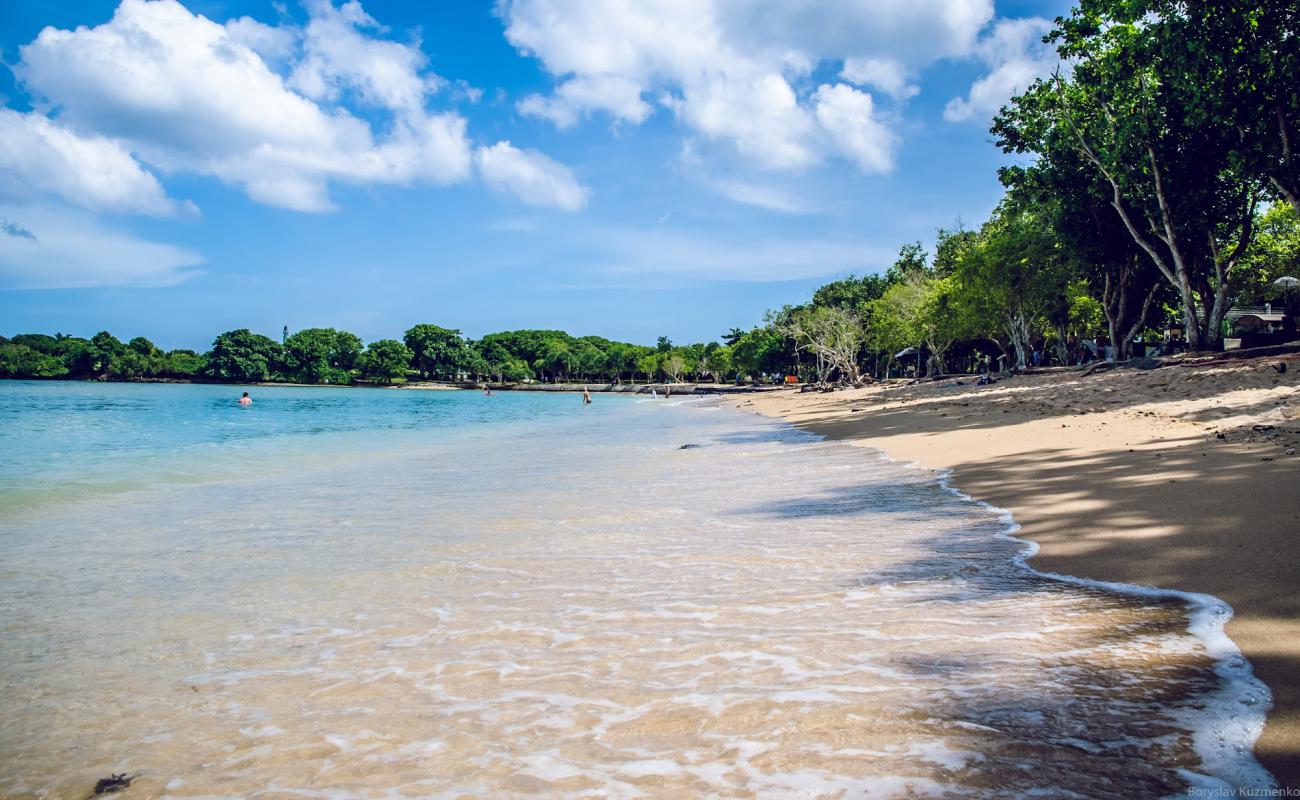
xmin=812 ymin=83 xmax=895 ymax=174
xmin=289 ymin=0 xmax=438 ymax=116
xmin=0 ymin=205 xmax=202 ymax=289
xmin=500 ymin=0 xmax=994 ymax=173
xmin=476 ymin=141 xmax=589 ymax=211
xmin=944 ymin=17 xmax=1057 ymax=123
xmin=0 ymin=109 xmax=177 ymax=215
xmin=840 ymin=57 xmax=918 ymax=101
xmin=8 ymin=0 xmax=511 ymax=212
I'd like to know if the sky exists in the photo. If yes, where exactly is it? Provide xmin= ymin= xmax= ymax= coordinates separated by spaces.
xmin=0 ymin=0 xmax=1069 ymax=350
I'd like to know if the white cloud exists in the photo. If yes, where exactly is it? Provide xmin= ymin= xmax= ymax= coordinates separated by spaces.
xmin=708 ymin=179 xmax=813 ymax=214
xmin=0 ymin=109 xmax=177 ymax=215
xmin=944 ymin=17 xmax=1056 ymax=123
xmin=13 ymin=0 xmax=478 ymax=212
xmin=476 ymin=141 xmax=589 ymax=211
xmin=225 ymin=15 xmax=298 ymax=62
xmin=0 ymin=204 xmax=202 ymax=289
xmin=840 ymin=57 xmax=918 ymax=100
xmin=812 ymin=83 xmax=895 ymax=174
xmin=499 ymin=0 xmax=994 ymax=172
xmin=289 ymin=0 xmax=437 ymax=117
xmin=519 ymin=74 xmax=652 ymax=129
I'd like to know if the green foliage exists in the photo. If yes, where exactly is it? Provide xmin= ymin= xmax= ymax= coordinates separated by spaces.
xmin=358 ymin=339 xmax=413 ymax=384
xmin=886 ymin=242 xmax=929 ymax=283
xmin=403 ymin=323 xmax=478 ymax=380
xmin=993 ymin=0 xmax=1279 ymax=349
xmin=0 ymin=344 xmax=68 ymax=378
xmin=282 ymin=328 xmax=363 ymax=384
xmin=205 ymin=329 xmax=283 ymax=382
xmin=729 ymin=326 xmax=790 ymax=380
xmin=1237 ymin=203 xmax=1300 ymax=303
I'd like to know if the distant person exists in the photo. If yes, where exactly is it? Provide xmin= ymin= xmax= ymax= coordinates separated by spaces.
xmin=582 ymin=387 xmax=592 ymax=405
xmin=238 ymin=392 xmax=252 ymax=406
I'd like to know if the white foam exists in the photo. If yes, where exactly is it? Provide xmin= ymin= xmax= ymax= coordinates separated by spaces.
xmin=893 ymin=450 xmax=1279 ymax=791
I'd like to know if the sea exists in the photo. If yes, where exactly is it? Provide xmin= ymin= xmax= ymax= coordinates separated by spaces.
xmin=0 ymin=381 xmax=1277 ymax=798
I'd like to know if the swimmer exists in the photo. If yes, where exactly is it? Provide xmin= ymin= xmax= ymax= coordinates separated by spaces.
xmin=238 ymin=391 xmax=252 ymax=406
xmin=582 ymin=387 xmax=592 ymax=405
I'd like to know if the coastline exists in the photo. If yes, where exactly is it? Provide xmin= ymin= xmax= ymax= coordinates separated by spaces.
xmin=724 ymin=358 xmax=1300 ymax=787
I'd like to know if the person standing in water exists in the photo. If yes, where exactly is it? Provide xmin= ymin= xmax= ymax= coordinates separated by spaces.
xmin=238 ymin=391 xmax=252 ymax=406
xmin=582 ymin=387 xmax=592 ymax=405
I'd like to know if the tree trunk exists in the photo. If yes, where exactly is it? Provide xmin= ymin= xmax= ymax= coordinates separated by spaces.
xmin=1003 ymin=313 xmax=1031 ymax=368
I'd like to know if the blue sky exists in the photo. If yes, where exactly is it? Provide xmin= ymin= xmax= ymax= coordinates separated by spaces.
xmin=0 ymin=0 xmax=1068 ymax=350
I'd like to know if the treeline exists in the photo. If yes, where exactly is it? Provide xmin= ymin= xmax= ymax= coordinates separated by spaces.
xmin=754 ymin=0 xmax=1299 ymax=381
xmin=0 ymin=325 xmax=791 ymax=386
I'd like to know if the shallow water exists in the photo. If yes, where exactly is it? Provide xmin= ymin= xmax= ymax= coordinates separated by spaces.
xmin=0 ymin=382 xmax=1274 ymax=798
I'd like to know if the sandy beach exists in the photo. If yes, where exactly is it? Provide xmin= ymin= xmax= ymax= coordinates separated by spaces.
xmin=728 ymin=355 xmax=1300 ymax=787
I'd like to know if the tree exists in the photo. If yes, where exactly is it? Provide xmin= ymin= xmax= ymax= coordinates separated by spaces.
xmin=1170 ymin=0 xmax=1300 ymax=208
xmin=955 ymin=205 xmax=1073 ymax=368
xmin=730 ymin=326 xmax=790 ymax=381
xmin=662 ymin=353 xmax=686 ymax=382
xmin=87 ymin=331 xmax=125 ymax=375
xmin=1237 ymin=203 xmax=1300 ymax=306
xmin=776 ymin=305 xmax=867 ymax=384
xmin=205 ymin=329 xmax=283 ymax=382
xmin=0 ymin=344 xmax=68 ymax=378
xmin=635 ymin=352 xmax=661 ymax=381
xmin=403 ymin=324 xmax=475 ymax=380
xmin=282 ymin=328 xmax=362 ymax=384
xmin=357 ymin=339 xmax=412 ymax=384
xmin=870 ymin=275 xmax=969 ymax=376
xmin=698 ymin=343 xmax=733 ymax=382
xmin=886 ymin=242 xmax=929 ymax=282
xmin=162 ymin=349 xmax=206 ymax=377
xmin=994 ymin=4 xmax=1265 ymax=350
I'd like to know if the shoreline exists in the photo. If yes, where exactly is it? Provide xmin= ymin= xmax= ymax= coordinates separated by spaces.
xmin=724 ymin=357 xmax=1300 ymax=787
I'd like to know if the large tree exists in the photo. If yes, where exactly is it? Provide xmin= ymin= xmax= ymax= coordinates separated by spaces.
xmin=994 ymin=1 xmax=1269 ymax=350
xmin=403 ymin=324 xmax=476 ymax=380
xmin=357 ymin=339 xmax=412 ymax=385
xmin=282 ymin=328 xmax=363 ymax=384
xmin=204 ymin=329 xmax=283 ymax=382
xmin=775 ymin=305 xmax=866 ymax=384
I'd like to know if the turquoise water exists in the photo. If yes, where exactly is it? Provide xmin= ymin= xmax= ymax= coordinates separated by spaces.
xmin=0 ymin=382 xmax=632 ymax=509
xmin=0 ymin=381 xmax=1275 ymax=798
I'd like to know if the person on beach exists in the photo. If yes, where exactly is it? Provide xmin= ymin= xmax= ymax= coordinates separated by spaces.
xmin=582 ymin=387 xmax=592 ymax=405
xmin=238 ymin=392 xmax=252 ymax=406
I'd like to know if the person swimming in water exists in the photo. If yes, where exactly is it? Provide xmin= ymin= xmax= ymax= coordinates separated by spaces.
xmin=238 ymin=391 xmax=252 ymax=406
xmin=582 ymin=387 xmax=592 ymax=405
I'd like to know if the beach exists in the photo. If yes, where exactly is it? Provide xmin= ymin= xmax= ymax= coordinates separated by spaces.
xmin=727 ymin=355 xmax=1300 ymax=787
xmin=0 ymin=380 xmax=1280 ymax=796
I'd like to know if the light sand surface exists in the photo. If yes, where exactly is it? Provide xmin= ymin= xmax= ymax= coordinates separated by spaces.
xmin=728 ymin=356 xmax=1300 ymax=787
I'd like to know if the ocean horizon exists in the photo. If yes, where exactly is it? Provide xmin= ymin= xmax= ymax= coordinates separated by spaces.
xmin=0 ymin=381 xmax=1275 ymax=797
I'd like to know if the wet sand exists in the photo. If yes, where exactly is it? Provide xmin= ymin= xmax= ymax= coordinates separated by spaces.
xmin=728 ymin=356 xmax=1300 ymax=787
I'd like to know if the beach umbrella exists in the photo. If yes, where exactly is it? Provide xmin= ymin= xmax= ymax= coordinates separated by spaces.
xmin=1272 ymin=276 xmax=1299 ymax=289
xmin=894 ymin=346 xmax=919 ymax=359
